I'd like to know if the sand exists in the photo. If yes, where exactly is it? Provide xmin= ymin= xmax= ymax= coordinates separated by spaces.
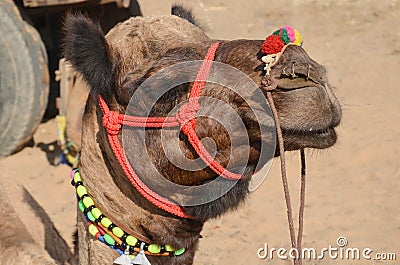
xmin=0 ymin=0 xmax=399 ymax=264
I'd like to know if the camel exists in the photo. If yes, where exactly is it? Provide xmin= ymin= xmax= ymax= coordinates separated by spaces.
xmin=0 ymin=183 xmax=57 ymax=265
xmin=62 ymin=6 xmax=341 ymax=265
xmin=0 ymin=176 xmax=74 ymax=265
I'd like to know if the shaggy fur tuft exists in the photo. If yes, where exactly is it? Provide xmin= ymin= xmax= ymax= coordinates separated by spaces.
xmin=62 ymin=13 xmax=113 ymax=97
xmin=171 ymin=4 xmax=198 ymax=26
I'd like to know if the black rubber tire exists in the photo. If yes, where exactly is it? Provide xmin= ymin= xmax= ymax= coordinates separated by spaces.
xmin=0 ymin=0 xmax=49 ymax=157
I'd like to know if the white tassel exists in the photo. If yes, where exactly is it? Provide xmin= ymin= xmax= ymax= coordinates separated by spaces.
xmin=131 ymin=242 xmax=151 ymax=265
xmin=262 ymin=54 xmax=277 ymax=75
xmin=114 ymin=247 xmax=133 ymax=265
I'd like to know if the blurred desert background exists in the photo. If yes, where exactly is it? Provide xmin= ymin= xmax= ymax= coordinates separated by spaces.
xmin=0 ymin=0 xmax=399 ymax=264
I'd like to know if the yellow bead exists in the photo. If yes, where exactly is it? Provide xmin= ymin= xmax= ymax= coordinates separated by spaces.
xmin=164 ymin=244 xmax=174 ymax=252
xmin=91 ymin=208 xmax=102 ymax=219
xmin=76 ymin=186 xmax=87 ymax=197
xmin=88 ymin=224 xmax=99 ymax=237
xmin=74 ymin=171 xmax=82 ymax=182
xmin=294 ymin=29 xmax=303 ymax=46
xmin=82 ymin=196 xmax=94 ymax=208
xmin=101 ymin=217 xmax=112 ymax=228
xmin=126 ymin=235 xmax=138 ymax=246
xmin=112 ymin=227 xmax=124 ymax=238
xmin=148 ymin=244 xmax=161 ymax=254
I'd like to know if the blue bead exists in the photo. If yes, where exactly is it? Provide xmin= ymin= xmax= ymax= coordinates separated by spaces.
xmin=115 ymin=248 xmax=123 ymax=255
xmin=84 ymin=215 xmax=90 ymax=222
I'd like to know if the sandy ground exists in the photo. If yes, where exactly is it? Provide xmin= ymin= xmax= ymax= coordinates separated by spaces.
xmin=0 ymin=0 xmax=399 ymax=264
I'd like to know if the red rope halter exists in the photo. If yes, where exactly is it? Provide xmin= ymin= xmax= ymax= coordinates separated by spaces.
xmin=98 ymin=42 xmax=246 ymax=219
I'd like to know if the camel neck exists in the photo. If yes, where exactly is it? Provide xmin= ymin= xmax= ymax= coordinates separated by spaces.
xmin=76 ymin=99 xmax=203 ymax=264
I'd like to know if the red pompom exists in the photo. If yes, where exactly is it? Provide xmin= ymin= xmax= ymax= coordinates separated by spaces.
xmin=261 ymin=35 xmax=285 ymax=55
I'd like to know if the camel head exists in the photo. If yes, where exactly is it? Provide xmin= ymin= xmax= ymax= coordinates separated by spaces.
xmin=63 ymin=13 xmax=341 ymax=219
xmin=62 ymin=10 xmax=341 ymax=264
xmin=267 ymin=44 xmax=341 ymax=152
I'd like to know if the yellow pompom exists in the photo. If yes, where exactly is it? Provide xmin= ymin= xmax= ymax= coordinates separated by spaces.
xmin=293 ymin=29 xmax=303 ymax=46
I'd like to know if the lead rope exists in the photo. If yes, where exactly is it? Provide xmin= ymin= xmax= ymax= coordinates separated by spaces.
xmin=262 ymin=75 xmax=306 ymax=265
xmin=297 ymin=149 xmax=306 ymax=263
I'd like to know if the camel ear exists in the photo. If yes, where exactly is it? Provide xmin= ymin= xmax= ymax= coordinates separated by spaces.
xmin=62 ymin=13 xmax=113 ymax=96
xmin=171 ymin=4 xmax=197 ymax=26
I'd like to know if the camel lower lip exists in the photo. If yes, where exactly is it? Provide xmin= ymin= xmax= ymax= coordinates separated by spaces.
xmin=285 ymin=127 xmax=334 ymax=137
xmin=305 ymin=128 xmax=332 ymax=137
xmin=282 ymin=128 xmax=337 ymax=150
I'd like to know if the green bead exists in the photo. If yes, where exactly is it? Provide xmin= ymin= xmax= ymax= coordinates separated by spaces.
xmin=112 ymin=227 xmax=124 ymax=238
xmin=88 ymin=224 xmax=99 ymax=237
xmin=76 ymin=186 xmax=87 ymax=197
xmin=174 ymin=247 xmax=185 ymax=256
xmin=164 ymin=244 xmax=174 ymax=252
xmin=74 ymin=172 xmax=82 ymax=182
xmin=148 ymin=244 xmax=161 ymax=254
xmin=126 ymin=235 xmax=138 ymax=246
xmin=103 ymin=234 xmax=115 ymax=245
xmin=78 ymin=200 xmax=85 ymax=212
xmin=82 ymin=196 xmax=94 ymax=208
xmin=100 ymin=217 xmax=112 ymax=228
xmin=87 ymin=211 xmax=96 ymax=222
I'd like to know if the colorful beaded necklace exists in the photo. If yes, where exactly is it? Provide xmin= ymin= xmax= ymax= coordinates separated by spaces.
xmin=71 ymin=169 xmax=185 ymax=264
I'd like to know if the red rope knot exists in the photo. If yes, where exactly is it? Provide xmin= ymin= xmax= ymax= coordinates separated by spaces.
xmin=102 ymin=110 xmax=122 ymax=135
xmin=176 ymin=99 xmax=200 ymax=132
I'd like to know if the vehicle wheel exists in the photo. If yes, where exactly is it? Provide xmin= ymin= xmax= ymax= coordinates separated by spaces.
xmin=0 ymin=0 xmax=49 ymax=157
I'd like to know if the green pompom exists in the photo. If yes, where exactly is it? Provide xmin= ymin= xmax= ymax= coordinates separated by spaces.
xmin=273 ymin=28 xmax=291 ymax=45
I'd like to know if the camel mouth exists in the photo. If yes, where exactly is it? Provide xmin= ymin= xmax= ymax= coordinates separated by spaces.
xmin=282 ymin=127 xmax=337 ymax=151
xmin=269 ymin=78 xmax=341 ymax=151
xmin=286 ymin=126 xmax=336 ymax=138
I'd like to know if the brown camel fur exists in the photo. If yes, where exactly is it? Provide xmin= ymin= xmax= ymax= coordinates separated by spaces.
xmin=63 ymin=8 xmax=341 ymax=265
xmin=0 ymin=180 xmax=63 ymax=265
